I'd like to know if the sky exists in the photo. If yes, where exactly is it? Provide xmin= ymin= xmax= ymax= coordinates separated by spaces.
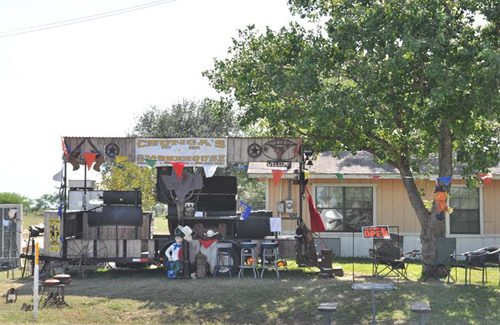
xmin=0 ymin=0 xmax=295 ymax=200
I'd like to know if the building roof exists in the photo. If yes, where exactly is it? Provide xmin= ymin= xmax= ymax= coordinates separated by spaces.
xmin=247 ymin=151 xmax=500 ymax=179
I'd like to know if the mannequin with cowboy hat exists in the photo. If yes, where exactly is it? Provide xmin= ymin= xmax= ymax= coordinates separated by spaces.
xmin=165 ymin=225 xmax=193 ymax=279
xmin=199 ymin=229 xmax=219 ymax=275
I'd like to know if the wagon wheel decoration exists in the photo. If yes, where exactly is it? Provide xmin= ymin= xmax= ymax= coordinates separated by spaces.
xmin=65 ymin=236 xmax=109 ymax=277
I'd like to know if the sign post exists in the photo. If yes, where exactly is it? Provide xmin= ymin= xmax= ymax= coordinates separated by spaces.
xmin=33 ymin=242 xmax=39 ymax=320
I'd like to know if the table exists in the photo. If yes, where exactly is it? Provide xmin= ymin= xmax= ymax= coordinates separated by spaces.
xmin=351 ymin=282 xmax=394 ymax=325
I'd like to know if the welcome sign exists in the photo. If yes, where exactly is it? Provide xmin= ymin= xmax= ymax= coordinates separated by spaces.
xmin=135 ymin=138 xmax=227 ymax=167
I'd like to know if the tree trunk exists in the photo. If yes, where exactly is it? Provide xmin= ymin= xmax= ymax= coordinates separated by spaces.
xmin=397 ymin=121 xmax=452 ymax=270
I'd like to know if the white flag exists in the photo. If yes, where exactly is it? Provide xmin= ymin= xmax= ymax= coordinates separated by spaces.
xmin=52 ymin=167 xmax=63 ymax=182
xmin=203 ymin=165 xmax=217 ymax=178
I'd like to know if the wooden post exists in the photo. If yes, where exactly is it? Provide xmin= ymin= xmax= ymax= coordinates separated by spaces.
xmin=33 ymin=242 xmax=39 ymax=320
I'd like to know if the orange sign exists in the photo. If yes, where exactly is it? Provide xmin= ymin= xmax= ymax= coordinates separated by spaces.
xmin=362 ymin=226 xmax=390 ymax=239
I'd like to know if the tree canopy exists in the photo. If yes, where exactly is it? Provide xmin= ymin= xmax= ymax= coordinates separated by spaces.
xmin=207 ymin=0 xmax=498 ymax=174
xmin=205 ymin=0 xmax=499 ymax=261
xmin=0 ymin=192 xmax=33 ymax=213
xmin=132 ymin=98 xmax=241 ymax=137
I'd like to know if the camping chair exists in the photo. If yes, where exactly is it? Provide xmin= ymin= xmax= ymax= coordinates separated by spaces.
xmin=369 ymin=234 xmax=409 ymax=280
xmin=422 ymin=237 xmax=457 ymax=282
xmin=462 ymin=245 xmax=500 ymax=285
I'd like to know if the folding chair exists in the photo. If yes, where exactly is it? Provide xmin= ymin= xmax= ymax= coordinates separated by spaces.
xmin=370 ymin=233 xmax=409 ymax=280
xmin=463 ymin=246 xmax=500 ymax=285
xmin=422 ymin=237 xmax=457 ymax=282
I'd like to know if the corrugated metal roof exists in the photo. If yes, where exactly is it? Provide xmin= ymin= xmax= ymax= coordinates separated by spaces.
xmin=248 ymin=151 xmax=500 ymax=178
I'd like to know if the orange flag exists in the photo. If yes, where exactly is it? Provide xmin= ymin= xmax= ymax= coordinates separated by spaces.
xmin=83 ymin=152 xmax=97 ymax=170
xmin=272 ymin=169 xmax=285 ymax=185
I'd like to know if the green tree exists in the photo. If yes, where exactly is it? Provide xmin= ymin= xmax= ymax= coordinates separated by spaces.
xmin=33 ymin=193 xmax=59 ymax=212
xmin=205 ymin=0 xmax=499 ymax=264
xmin=132 ymin=98 xmax=240 ymax=137
xmin=99 ymin=162 xmax=156 ymax=211
xmin=0 ymin=192 xmax=33 ymax=213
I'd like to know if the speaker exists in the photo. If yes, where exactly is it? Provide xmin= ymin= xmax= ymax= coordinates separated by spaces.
xmin=201 ymin=176 xmax=237 ymax=194
xmin=103 ymin=191 xmax=141 ymax=206
xmin=87 ymin=206 xmax=142 ymax=226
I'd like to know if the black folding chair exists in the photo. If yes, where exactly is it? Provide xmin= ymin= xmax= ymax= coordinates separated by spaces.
xmin=370 ymin=233 xmax=409 ymax=280
xmin=462 ymin=246 xmax=500 ymax=285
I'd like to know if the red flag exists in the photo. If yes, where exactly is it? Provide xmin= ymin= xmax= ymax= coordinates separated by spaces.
xmin=171 ymin=161 xmax=185 ymax=179
xmin=83 ymin=152 xmax=97 ymax=170
xmin=479 ymin=173 xmax=493 ymax=185
xmin=272 ymin=169 xmax=285 ymax=185
xmin=306 ymin=190 xmax=326 ymax=233
xmin=61 ymin=137 xmax=69 ymax=159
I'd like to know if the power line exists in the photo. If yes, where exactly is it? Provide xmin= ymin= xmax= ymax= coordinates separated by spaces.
xmin=0 ymin=0 xmax=178 ymax=38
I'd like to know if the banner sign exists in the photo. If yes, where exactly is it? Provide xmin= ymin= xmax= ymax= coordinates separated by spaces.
xmin=361 ymin=225 xmax=390 ymax=239
xmin=48 ymin=217 xmax=61 ymax=252
xmin=136 ymin=138 xmax=227 ymax=167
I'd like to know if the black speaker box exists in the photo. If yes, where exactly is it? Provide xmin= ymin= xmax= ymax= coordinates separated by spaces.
xmin=103 ymin=191 xmax=142 ymax=205
xmin=88 ymin=206 xmax=143 ymax=226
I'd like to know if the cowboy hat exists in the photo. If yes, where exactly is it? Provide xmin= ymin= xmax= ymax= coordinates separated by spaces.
xmin=205 ymin=229 xmax=219 ymax=238
xmin=179 ymin=225 xmax=193 ymax=242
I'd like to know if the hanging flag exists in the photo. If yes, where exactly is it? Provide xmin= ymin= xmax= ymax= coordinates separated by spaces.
xmin=115 ymin=155 xmax=128 ymax=164
xmin=240 ymin=201 xmax=252 ymax=220
xmin=437 ymin=176 xmax=452 ymax=186
xmin=171 ymin=161 xmax=185 ymax=179
xmin=61 ymin=137 xmax=69 ymax=160
xmin=335 ymin=173 xmax=344 ymax=180
xmin=304 ymin=170 xmax=310 ymax=180
xmin=83 ymin=152 xmax=97 ymax=170
xmin=272 ymin=169 xmax=285 ymax=185
xmin=306 ymin=190 xmax=325 ymax=232
xmin=146 ymin=159 xmax=157 ymax=168
xmin=52 ymin=167 xmax=63 ymax=182
xmin=479 ymin=173 xmax=493 ymax=185
xmin=203 ymin=165 xmax=217 ymax=178
xmin=57 ymin=204 xmax=63 ymax=217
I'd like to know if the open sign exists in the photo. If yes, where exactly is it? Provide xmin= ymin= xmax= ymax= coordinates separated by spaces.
xmin=362 ymin=226 xmax=390 ymax=239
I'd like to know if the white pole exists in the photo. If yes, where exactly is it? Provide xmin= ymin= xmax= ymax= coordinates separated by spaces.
xmin=33 ymin=242 xmax=39 ymax=320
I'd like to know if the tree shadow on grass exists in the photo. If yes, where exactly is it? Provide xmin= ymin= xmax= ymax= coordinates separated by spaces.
xmin=3 ymin=266 xmax=499 ymax=324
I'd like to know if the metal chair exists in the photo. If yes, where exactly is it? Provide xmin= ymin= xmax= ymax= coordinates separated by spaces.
xmin=370 ymin=233 xmax=409 ymax=280
xmin=462 ymin=246 xmax=500 ymax=285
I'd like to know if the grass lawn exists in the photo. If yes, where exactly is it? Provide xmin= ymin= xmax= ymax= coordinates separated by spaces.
xmin=1 ymin=259 xmax=498 ymax=324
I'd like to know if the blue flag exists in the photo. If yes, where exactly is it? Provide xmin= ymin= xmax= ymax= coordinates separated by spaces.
xmin=240 ymin=201 xmax=252 ymax=220
xmin=437 ymin=176 xmax=452 ymax=186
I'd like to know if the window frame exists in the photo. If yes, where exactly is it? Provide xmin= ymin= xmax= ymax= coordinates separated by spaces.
xmin=312 ymin=183 xmax=377 ymax=232
xmin=446 ymin=185 xmax=483 ymax=236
